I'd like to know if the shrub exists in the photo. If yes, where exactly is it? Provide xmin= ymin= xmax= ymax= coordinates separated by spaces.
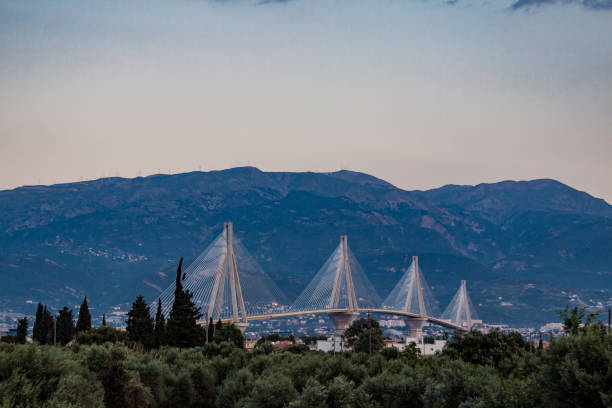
xmin=77 ymin=326 xmax=128 ymax=345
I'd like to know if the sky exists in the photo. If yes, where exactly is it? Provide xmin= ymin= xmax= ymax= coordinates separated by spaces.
xmin=0 ymin=0 xmax=611 ymax=201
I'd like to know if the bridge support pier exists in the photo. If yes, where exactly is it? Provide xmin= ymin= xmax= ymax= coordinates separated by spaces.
xmin=329 ymin=312 xmax=359 ymax=336
xmin=235 ymin=322 xmax=249 ymax=334
xmin=403 ymin=317 xmax=427 ymax=339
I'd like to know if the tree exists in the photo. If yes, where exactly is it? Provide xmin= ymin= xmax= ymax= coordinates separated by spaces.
xmin=154 ymin=298 xmax=166 ymax=347
xmin=442 ymin=329 xmax=530 ymax=369
xmin=558 ymin=304 xmax=605 ymax=336
xmin=56 ymin=307 xmax=75 ymax=345
xmin=289 ymin=378 xmax=328 ymax=408
xmin=76 ymin=296 xmax=92 ymax=333
xmin=207 ymin=317 xmax=215 ymax=342
xmin=247 ymin=373 xmax=297 ymax=408
xmin=344 ymin=317 xmax=384 ymax=353
xmin=42 ymin=306 xmax=53 ymax=344
xmin=213 ymin=324 xmax=245 ymax=348
xmin=126 ymin=295 xmax=155 ymax=349
xmin=166 ymin=258 xmax=204 ymax=348
xmin=16 ymin=317 xmax=28 ymax=344
xmin=77 ymin=326 xmax=128 ymax=345
xmin=102 ymin=313 xmax=106 ymax=326
xmin=33 ymin=303 xmax=43 ymax=342
xmin=32 ymin=304 xmax=52 ymax=344
xmin=539 ymin=330 xmax=611 ymax=407
xmin=538 ymin=334 xmax=543 ymax=351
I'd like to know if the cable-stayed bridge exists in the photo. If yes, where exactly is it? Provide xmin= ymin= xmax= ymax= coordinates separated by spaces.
xmin=156 ymin=223 xmax=480 ymax=335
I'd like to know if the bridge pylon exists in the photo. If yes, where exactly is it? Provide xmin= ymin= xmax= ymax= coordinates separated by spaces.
xmin=290 ymin=234 xmax=381 ymax=336
xmin=382 ymin=256 xmax=438 ymax=339
xmin=441 ymin=280 xmax=480 ymax=329
xmin=207 ymin=222 xmax=248 ymax=332
xmin=328 ymin=235 xmax=359 ymax=335
xmin=155 ymin=222 xmax=251 ymax=334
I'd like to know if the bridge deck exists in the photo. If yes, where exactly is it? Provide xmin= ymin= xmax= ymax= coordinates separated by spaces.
xmin=201 ymin=308 xmax=468 ymax=331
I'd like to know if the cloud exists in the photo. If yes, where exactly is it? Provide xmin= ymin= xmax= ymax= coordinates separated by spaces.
xmin=510 ymin=0 xmax=612 ymax=10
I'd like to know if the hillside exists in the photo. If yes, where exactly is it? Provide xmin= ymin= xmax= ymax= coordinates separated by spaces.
xmin=1 ymin=167 xmax=610 ymax=327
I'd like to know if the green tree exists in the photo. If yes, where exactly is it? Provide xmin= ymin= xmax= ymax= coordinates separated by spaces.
xmin=166 ymin=258 xmax=204 ymax=348
xmin=207 ymin=317 xmax=215 ymax=342
xmin=77 ymin=326 xmax=129 ymax=345
xmin=246 ymin=373 xmax=297 ymax=408
xmin=0 ymin=343 xmax=104 ymax=406
xmin=32 ymin=303 xmax=43 ymax=342
xmin=126 ymin=295 xmax=155 ymax=349
xmin=82 ymin=343 xmax=153 ymax=407
xmin=216 ymin=368 xmax=254 ymax=407
xmin=538 ymin=334 xmax=543 ymax=351
xmin=76 ymin=296 xmax=92 ymax=333
xmin=442 ymin=328 xmax=531 ymax=376
xmin=16 ymin=317 xmax=28 ymax=344
xmin=422 ymin=358 xmax=501 ymax=408
xmin=326 ymin=375 xmax=372 ymax=408
xmin=558 ymin=304 xmax=605 ymax=336
xmin=56 ymin=307 xmax=75 ymax=345
xmin=344 ymin=317 xmax=384 ymax=354
xmin=539 ymin=331 xmax=611 ymax=407
xmin=32 ymin=304 xmax=52 ymax=344
xmin=154 ymin=298 xmax=166 ymax=347
xmin=289 ymin=378 xmax=328 ymax=408
xmin=213 ymin=324 xmax=245 ymax=348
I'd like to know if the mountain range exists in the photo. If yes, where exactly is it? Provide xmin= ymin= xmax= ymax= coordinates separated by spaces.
xmin=1 ymin=167 xmax=610 ymax=327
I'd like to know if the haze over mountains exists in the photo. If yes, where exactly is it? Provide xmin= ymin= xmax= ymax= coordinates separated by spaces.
xmin=1 ymin=167 xmax=610 ymax=327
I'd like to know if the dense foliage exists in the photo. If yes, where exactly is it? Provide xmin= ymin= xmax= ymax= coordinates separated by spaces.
xmin=77 ymin=326 xmax=129 ymax=345
xmin=344 ymin=317 xmax=384 ymax=354
xmin=9 ymin=298 xmax=609 ymax=408
xmin=2 ymin=325 xmax=610 ymax=407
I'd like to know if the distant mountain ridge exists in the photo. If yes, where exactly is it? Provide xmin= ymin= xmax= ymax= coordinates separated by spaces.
xmin=418 ymin=179 xmax=612 ymax=222
xmin=0 ymin=167 xmax=610 ymax=327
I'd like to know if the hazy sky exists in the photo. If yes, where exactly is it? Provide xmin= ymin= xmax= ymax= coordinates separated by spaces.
xmin=1 ymin=0 xmax=611 ymax=201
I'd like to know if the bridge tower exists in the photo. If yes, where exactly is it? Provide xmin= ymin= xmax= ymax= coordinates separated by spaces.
xmin=290 ymin=234 xmax=380 ymax=336
xmin=327 ymin=235 xmax=360 ymax=335
xmin=382 ymin=256 xmax=438 ymax=339
xmin=207 ymin=222 xmax=249 ymax=332
xmin=441 ymin=280 xmax=479 ymax=329
xmin=403 ymin=256 xmax=428 ymax=339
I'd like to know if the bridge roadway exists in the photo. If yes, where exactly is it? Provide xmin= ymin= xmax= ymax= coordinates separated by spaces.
xmin=202 ymin=308 xmax=467 ymax=332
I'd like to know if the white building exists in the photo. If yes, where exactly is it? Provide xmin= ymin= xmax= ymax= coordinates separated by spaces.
xmin=540 ymin=322 xmax=564 ymax=333
xmin=387 ymin=337 xmax=446 ymax=356
xmin=316 ymin=336 xmax=351 ymax=352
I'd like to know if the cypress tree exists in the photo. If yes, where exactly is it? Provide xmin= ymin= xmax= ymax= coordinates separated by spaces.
xmin=42 ymin=306 xmax=53 ymax=344
xmin=538 ymin=334 xmax=543 ymax=351
xmin=76 ymin=296 xmax=92 ymax=333
xmin=102 ymin=313 xmax=106 ymax=326
xmin=33 ymin=303 xmax=53 ymax=344
xmin=56 ymin=307 xmax=75 ymax=345
xmin=154 ymin=298 xmax=166 ymax=347
xmin=166 ymin=258 xmax=204 ymax=348
xmin=126 ymin=295 xmax=155 ymax=349
xmin=208 ymin=317 xmax=215 ymax=342
xmin=33 ymin=303 xmax=43 ymax=343
xmin=16 ymin=317 xmax=28 ymax=344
